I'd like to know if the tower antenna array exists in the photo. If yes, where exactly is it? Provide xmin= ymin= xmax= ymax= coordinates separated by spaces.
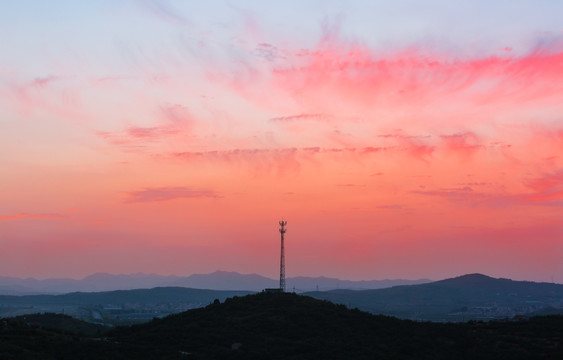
xmin=279 ymin=220 xmax=287 ymax=292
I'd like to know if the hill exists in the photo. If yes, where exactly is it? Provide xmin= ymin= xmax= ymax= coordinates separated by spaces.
xmin=0 ymin=287 xmax=252 ymax=325
xmin=0 ymin=287 xmax=251 ymax=306
xmin=2 ymin=292 xmax=562 ymax=359
xmin=6 ymin=313 xmax=108 ymax=336
xmin=305 ymin=273 xmax=563 ymax=321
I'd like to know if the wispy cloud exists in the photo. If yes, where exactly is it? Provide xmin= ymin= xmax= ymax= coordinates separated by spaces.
xmin=160 ymin=103 xmax=194 ymax=125
xmin=94 ymin=125 xmax=179 ymax=150
xmin=209 ymin=27 xmax=563 ymax=145
xmin=124 ymin=187 xmax=221 ymax=203
xmin=0 ymin=213 xmax=66 ymax=221
xmin=377 ymin=133 xmax=434 ymax=161
xmin=137 ymin=0 xmax=190 ymax=26
xmin=126 ymin=126 xmax=178 ymax=139
xmin=414 ymin=172 xmax=563 ymax=207
xmin=172 ymin=147 xmax=297 ymax=160
xmin=7 ymin=74 xmax=87 ymax=121
xmin=376 ymin=204 xmax=404 ymax=210
xmin=269 ymin=113 xmax=327 ymax=122
xmin=277 ymin=40 xmax=563 ymax=109
xmin=254 ymin=43 xmax=287 ymax=62
xmin=523 ymin=170 xmax=563 ymax=203
xmin=29 ymin=75 xmax=61 ymax=88
xmin=170 ymin=146 xmax=395 ymax=165
xmin=94 ymin=104 xmax=192 ymax=150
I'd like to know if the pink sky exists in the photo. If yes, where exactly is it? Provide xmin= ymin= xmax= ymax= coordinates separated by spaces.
xmin=0 ymin=1 xmax=562 ymax=281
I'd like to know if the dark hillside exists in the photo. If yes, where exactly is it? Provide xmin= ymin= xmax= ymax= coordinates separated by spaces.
xmin=112 ymin=292 xmax=406 ymax=359
xmin=110 ymin=292 xmax=563 ymax=359
xmin=0 ymin=314 xmax=123 ymax=360
xmin=0 ymin=287 xmax=253 ymax=324
xmin=8 ymin=313 xmax=108 ymax=336
xmin=1 ymin=292 xmax=562 ymax=359
xmin=434 ymin=273 xmax=561 ymax=294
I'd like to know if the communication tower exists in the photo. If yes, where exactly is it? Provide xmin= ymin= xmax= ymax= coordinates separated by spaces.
xmin=279 ymin=220 xmax=287 ymax=292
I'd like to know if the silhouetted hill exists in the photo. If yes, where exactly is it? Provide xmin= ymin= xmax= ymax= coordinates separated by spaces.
xmin=305 ymin=273 xmax=563 ymax=321
xmin=8 ymin=313 xmax=109 ymax=336
xmin=433 ymin=273 xmax=525 ymax=289
xmin=0 ymin=287 xmax=252 ymax=324
xmin=436 ymin=272 xmax=496 ymax=285
xmin=2 ymin=292 xmax=562 ymax=359
xmin=0 ymin=287 xmax=251 ymax=306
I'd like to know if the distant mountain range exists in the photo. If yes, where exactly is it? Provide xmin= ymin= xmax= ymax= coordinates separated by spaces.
xmin=0 ymin=271 xmax=431 ymax=294
xmin=1 ymin=273 xmax=562 ymax=324
xmin=305 ymin=273 xmax=563 ymax=321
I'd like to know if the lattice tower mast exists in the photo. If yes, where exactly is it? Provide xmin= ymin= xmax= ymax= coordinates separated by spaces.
xmin=279 ymin=220 xmax=287 ymax=292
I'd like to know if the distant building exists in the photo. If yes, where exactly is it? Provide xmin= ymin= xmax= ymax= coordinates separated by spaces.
xmin=263 ymin=288 xmax=283 ymax=293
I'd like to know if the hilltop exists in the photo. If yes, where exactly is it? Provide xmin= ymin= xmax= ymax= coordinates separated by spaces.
xmin=2 ymin=292 xmax=562 ymax=359
xmin=305 ymin=273 xmax=563 ymax=321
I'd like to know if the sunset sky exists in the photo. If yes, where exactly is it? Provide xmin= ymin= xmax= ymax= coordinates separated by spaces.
xmin=1 ymin=1 xmax=562 ymax=282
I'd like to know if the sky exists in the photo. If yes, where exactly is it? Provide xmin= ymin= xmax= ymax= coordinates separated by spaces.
xmin=1 ymin=0 xmax=562 ymax=282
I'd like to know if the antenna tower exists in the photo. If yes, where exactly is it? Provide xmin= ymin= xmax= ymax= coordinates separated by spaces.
xmin=279 ymin=220 xmax=287 ymax=292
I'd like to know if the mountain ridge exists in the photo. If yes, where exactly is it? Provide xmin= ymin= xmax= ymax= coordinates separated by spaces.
xmin=305 ymin=273 xmax=563 ymax=321
xmin=0 ymin=270 xmax=431 ymax=294
xmin=2 ymin=273 xmax=562 ymax=323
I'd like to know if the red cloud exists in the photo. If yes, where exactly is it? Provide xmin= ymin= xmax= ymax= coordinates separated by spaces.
xmin=523 ymin=170 xmax=563 ymax=203
xmin=124 ymin=187 xmax=221 ymax=203
xmin=440 ymin=132 xmax=482 ymax=158
xmin=211 ymin=31 xmax=563 ymax=138
xmin=276 ymin=42 xmax=563 ymax=108
xmin=94 ymin=104 xmax=192 ymax=151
